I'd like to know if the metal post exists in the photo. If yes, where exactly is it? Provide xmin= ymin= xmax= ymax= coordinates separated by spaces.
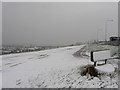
xmin=90 ymin=51 xmax=94 ymax=62
xmin=105 ymin=21 xmax=107 ymax=42
xmin=97 ymin=29 xmax=98 ymax=44
xmin=105 ymin=19 xmax=114 ymax=44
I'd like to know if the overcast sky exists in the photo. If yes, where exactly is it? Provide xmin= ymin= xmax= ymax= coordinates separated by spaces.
xmin=2 ymin=2 xmax=118 ymax=46
xmin=0 ymin=3 xmax=1 ymax=46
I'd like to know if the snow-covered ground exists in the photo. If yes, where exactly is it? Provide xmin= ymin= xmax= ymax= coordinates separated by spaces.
xmin=0 ymin=56 xmax=2 ymax=90
xmin=1 ymin=45 xmax=118 ymax=88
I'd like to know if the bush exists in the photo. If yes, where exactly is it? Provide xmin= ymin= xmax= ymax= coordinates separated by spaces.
xmin=80 ymin=64 xmax=98 ymax=77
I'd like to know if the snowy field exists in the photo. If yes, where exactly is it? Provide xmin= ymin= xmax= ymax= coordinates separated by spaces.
xmin=1 ymin=45 xmax=118 ymax=88
xmin=0 ymin=56 xmax=2 ymax=90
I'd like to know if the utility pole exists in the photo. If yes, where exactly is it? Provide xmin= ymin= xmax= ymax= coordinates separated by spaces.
xmin=97 ymin=28 xmax=103 ymax=45
xmin=105 ymin=19 xmax=114 ymax=44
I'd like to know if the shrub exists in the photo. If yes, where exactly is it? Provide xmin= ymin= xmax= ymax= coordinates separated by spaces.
xmin=80 ymin=64 xmax=98 ymax=77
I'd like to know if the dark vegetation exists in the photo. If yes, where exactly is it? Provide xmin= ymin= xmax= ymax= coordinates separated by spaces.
xmin=80 ymin=64 xmax=98 ymax=77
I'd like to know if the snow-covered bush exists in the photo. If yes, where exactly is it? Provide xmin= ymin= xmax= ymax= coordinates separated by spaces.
xmin=80 ymin=64 xmax=98 ymax=77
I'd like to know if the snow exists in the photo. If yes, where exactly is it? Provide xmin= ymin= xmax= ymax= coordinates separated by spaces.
xmin=1 ymin=45 xmax=118 ymax=88
xmin=95 ymin=64 xmax=115 ymax=73
xmin=0 ymin=56 xmax=2 ymax=90
xmin=93 ymin=50 xmax=111 ymax=61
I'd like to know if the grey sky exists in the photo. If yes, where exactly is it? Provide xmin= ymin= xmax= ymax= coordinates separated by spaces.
xmin=2 ymin=2 xmax=118 ymax=46
xmin=0 ymin=3 xmax=1 ymax=46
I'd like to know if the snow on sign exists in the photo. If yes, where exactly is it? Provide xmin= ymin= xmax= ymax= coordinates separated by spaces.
xmin=92 ymin=50 xmax=111 ymax=61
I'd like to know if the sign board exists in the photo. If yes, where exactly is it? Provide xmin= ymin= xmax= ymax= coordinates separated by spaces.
xmin=92 ymin=50 xmax=111 ymax=61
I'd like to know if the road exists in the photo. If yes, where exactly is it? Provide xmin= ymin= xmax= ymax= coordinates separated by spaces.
xmin=2 ymin=45 xmax=89 ymax=88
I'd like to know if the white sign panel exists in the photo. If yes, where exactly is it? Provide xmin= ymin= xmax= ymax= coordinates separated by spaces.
xmin=93 ymin=50 xmax=111 ymax=61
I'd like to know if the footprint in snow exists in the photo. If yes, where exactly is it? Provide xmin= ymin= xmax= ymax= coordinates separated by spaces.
xmin=16 ymin=79 xmax=21 ymax=85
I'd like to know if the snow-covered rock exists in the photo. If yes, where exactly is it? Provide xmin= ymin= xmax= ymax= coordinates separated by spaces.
xmin=95 ymin=64 xmax=115 ymax=73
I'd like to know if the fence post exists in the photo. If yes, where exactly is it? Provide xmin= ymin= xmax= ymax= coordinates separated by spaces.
xmin=90 ymin=51 xmax=94 ymax=62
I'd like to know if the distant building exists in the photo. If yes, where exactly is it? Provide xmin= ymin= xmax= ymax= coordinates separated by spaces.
xmin=110 ymin=37 xmax=120 ymax=41
xmin=109 ymin=36 xmax=120 ymax=46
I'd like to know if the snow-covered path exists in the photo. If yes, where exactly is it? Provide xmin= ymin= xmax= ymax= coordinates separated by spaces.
xmin=1 ymin=45 xmax=118 ymax=88
xmin=2 ymin=45 xmax=89 ymax=88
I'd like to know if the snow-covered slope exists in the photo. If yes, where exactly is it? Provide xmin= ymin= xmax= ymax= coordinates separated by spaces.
xmin=2 ymin=45 xmax=86 ymax=88
xmin=1 ymin=45 xmax=118 ymax=88
xmin=0 ymin=56 xmax=2 ymax=90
